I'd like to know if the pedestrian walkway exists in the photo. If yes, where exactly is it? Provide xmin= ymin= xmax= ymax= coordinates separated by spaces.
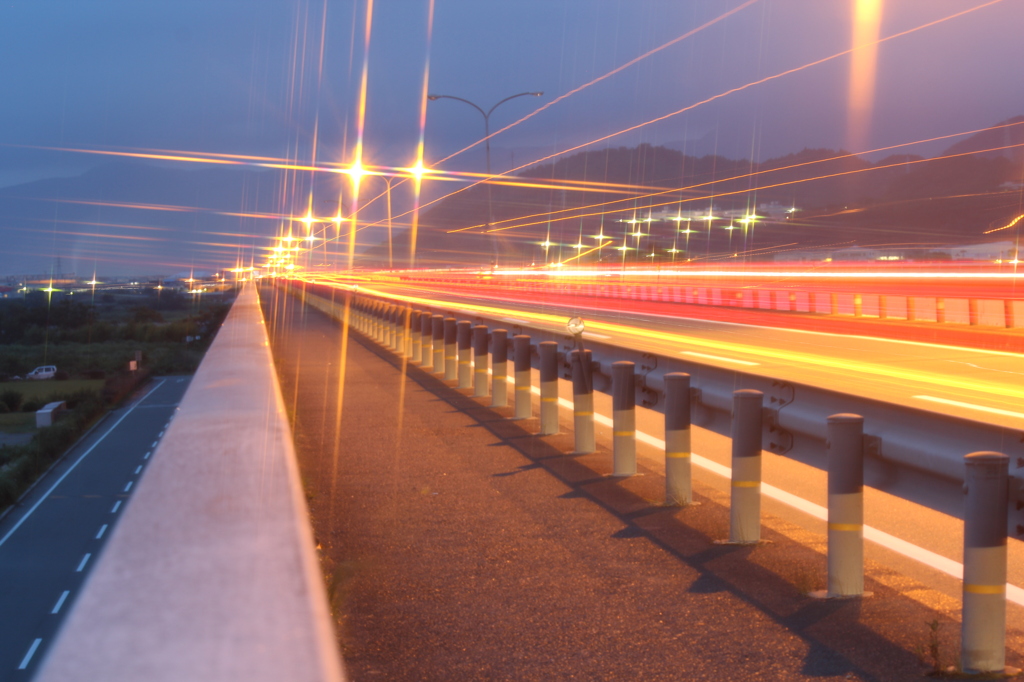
xmin=265 ymin=292 xmax=983 ymax=681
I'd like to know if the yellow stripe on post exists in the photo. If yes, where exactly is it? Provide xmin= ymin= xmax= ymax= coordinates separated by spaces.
xmin=613 ymin=430 xmax=635 ymax=437
xmin=732 ymin=480 xmax=759 ymax=488
xmin=828 ymin=523 xmax=862 ymax=532
xmin=666 ymin=452 xmax=691 ymax=459
xmin=964 ymin=584 xmax=1005 ymax=595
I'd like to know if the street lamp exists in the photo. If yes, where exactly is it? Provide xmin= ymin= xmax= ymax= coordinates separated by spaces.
xmin=427 ymin=91 xmax=543 ymax=175
xmin=427 ymin=91 xmax=543 ymax=265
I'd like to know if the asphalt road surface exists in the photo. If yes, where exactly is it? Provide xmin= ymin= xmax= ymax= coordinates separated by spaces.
xmin=0 ymin=376 xmax=189 ymax=680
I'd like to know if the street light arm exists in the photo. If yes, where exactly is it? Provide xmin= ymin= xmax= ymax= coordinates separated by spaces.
xmin=486 ymin=91 xmax=543 ymax=119
xmin=426 ymin=94 xmax=487 ymax=120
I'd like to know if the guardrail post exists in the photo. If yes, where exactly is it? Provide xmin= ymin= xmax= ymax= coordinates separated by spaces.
xmin=826 ymin=414 xmax=864 ymax=597
xmin=492 ymin=329 xmax=508 ymax=407
xmin=385 ymin=305 xmax=395 ymax=349
xmin=936 ymin=297 xmax=946 ymax=324
xmin=473 ymin=325 xmax=489 ymax=397
xmin=907 ymin=296 xmax=917 ymax=321
xmin=431 ymin=315 xmax=445 ymax=373
xmin=665 ymin=372 xmax=692 ymax=506
xmin=961 ymin=451 xmax=1009 ymax=675
xmin=394 ymin=307 xmax=404 ymax=353
xmin=411 ymin=311 xmax=422 ymax=361
xmin=853 ymin=294 xmax=863 ymax=317
xmin=444 ymin=317 xmax=457 ymax=380
xmin=370 ymin=302 xmax=380 ymax=342
xmin=538 ymin=341 xmax=559 ymax=435
xmin=420 ymin=312 xmax=432 ymax=366
xmin=730 ymin=389 xmax=763 ymax=544
xmin=571 ymin=350 xmax=595 ymax=454
xmin=513 ymin=335 xmax=532 ymax=419
xmin=403 ymin=308 xmax=414 ymax=358
xmin=969 ymin=299 xmax=979 ymax=326
xmin=612 ymin=361 xmax=636 ymax=476
xmin=457 ymin=321 xmax=472 ymax=388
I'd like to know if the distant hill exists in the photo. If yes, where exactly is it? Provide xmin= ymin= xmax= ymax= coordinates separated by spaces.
xmin=372 ymin=116 xmax=1024 ymax=268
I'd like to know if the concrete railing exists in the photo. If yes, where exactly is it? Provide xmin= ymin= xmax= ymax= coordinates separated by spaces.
xmin=36 ymin=282 xmax=345 ymax=682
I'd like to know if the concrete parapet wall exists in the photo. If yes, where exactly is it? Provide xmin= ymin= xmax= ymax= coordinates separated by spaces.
xmin=36 ymin=282 xmax=345 ymax=682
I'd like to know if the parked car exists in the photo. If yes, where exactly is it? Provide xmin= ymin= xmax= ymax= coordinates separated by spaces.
xmin=26 ymin=366 xmax=57 ymax=380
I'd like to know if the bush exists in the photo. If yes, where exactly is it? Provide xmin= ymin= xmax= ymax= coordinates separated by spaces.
xmin=0 ymin=389 xmax=22 ymax=412
xmin=21 ymin=399 xmax=44 ymax=413
xmin=53 ymin=370 xmax=70 ymax=381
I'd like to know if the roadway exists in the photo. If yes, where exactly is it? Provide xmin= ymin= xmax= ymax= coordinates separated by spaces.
xmin=356 ymin=280 xmax=1024 ymax=432
xmin=0 ymin=376 xmax=189 ymax=679
xmin=267 ymin=287 xmax=1024 ymax=679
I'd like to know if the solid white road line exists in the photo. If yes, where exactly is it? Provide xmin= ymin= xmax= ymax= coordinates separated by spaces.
xmin=18 ymin=638 xmax=42 ymax=669
xmin=681 ymin=350 xmax=759 ymax=366
xmin=0 ymin=381 xmax=165 ymax=550
xmin=914 ymin=394 xmax=1024 ymax=420
xmin=51 ymin=590 xmax=70 ymax=614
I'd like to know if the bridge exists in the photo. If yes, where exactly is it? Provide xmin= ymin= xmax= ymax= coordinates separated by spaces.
xmin=0 ymin=268 xmax=1017 ymax=679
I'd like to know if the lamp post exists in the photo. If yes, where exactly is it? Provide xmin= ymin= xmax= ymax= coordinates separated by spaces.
xmin=427 ymin=91 xmax=543 ymax=264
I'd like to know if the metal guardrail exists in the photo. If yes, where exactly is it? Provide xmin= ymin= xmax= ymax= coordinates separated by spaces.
xmin=37 ymin=282 xmax=345 ymax=682
xmin=292 ymin=281 xmax=1024 ymax=485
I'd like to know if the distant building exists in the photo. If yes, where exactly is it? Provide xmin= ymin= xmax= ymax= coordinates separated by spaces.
xmin=775 ymin=241 xmax=1017 ymax=262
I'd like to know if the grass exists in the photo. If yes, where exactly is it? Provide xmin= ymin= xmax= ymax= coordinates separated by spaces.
xmin=0 ymin=380 xmax=104 ymax=404
xmin=0 ymin=413 xmax=35 ymax=433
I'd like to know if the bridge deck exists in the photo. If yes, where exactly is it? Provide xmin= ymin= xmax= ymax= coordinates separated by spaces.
xmin=264 ymin=287 xmax=992 ymax=680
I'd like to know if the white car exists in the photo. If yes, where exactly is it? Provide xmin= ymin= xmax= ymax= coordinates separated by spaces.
xmin=26 ymin=366 xmax=57 ymax=380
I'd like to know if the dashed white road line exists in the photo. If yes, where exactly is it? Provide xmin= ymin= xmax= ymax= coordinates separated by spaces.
xmin=75 ymin=554 xmax=91 ymax=573
xmin=51 ymin=590 xmax=70 ymax=614
xmin=95 ymin=524 xmax=108 ymax=540
xmin=134 ymin=465 xmax=142 ymax=474
xmin=18 ymin=638 xmax=42 ymax=669
xmin=150 ymin=441 xmax=158 ymax=448
xmin=0 ymin=381 xmax=165 ymax=550
xmin=110 ymin=501 xmax=122 ymax=514
xmin=143 ymin=450 xmax=152 ymax=460
xmin=123 ymin=482 xmax=133 ymax=493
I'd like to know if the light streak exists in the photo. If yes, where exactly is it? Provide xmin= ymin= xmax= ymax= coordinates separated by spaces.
xmin=848 ymin=0 xmax=883 ymax=152
xmin=325 ymin=282 xmax=1024 ymax=402
xmin=985 ymin=213 xmax=1024 ymax=235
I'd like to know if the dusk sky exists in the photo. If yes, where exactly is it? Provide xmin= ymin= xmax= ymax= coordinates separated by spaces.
xmin=1 ymin=0 xmax=1022 ymax=275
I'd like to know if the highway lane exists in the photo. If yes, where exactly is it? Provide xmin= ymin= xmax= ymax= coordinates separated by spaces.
xmin=357 ymin=281 xmax=1024 ymax=431
xmin=0 ymin=376 xmax=189 ymax=680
